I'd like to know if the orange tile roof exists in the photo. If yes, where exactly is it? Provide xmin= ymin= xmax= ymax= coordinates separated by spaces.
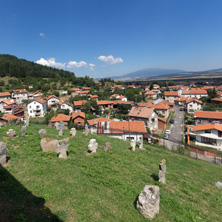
xmin=193 ymin=123 xmax=222 ymax=132
xmin=71 ymin=88 xmax=80 ymax=91
xmin=145 ymin=91 xmax=156 ymax=95
xmin=78 ymin=90 xmax=90 ymax=94
xmin=35 ymin=98 xmax=46 ymax=104
xmin=109 ymin=121 xmax=146 ymax=134
xmin=81 ymin=87 xmax=91 ymax=90
xmin=186 ymin=98 xmax=202 ymax=104
xmin=137 ymin=102 xmax=169 ymax=110
xmin=194 ymin=111 xmax=222 ymax=119
xmin=211 ymin=98 xmax=222 ymax=102
xmin=153 ymin=84 xmax=159 ymax=87
xmin=158 ymin=117 xmax=167 ymax=123
xmin=90 ymin=95 xmax=98 ymax=98
xmin=12 ymin=89 xmax=28 ymax=93
xmin=72 ymin=111 xmax=85 ymax=119
xmin=0 ymin=92 xmax=11 ymax=97
xmin=49 ymin=114 xmax=71 ymax=122
xmin=73 ymin=100 xmax=87 ymax=106
xmin=164 ymin=91 xmax=179 ymax=96
xmin=2 ymin=99 xmax=16 ymax=105
xmin=97 ymin=100 xmax=114 ymax=105
xmin=87 ymin=117 xmax=113 ymax=126
xmin=33 ymin=90 xmax=43 ymax=95
xmin=58 ymin=100 xmax=72 ymax=106
xmin=1 ymin=113 xmax=18 ymax=121
xmin=118 ymin=96 xmax=125 ymax=99
xmin=182 ymin=89 xmax=207 ymax=95
xmin=110 ymin=94 xmax=119 ymax=97
xmin=46 ymin=95 xmax=60 ymax=100
xmin=128 ymin=107 xmax=154 ymax=118
xmin=112 ymin=100 xmax=132 ymax=105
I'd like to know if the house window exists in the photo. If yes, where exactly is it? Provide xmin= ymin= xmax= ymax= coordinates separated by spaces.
xmin=189 ymin=104 xmax=192 ymax=107
xmin=29 ymin=106 xmax=31 ymax=109
xmin=205 ymin=129 xmax=211 ymax=133
xmin=30 ymin=111 xmax=32 ymax=113
xmin=152 ymin=118 xmax=155 ymax=122
xmin=218 ymin=131 xmax=222 ymax=137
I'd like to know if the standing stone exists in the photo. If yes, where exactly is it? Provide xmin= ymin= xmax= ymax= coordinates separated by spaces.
xmin=130 ymin=140 xmax=136 ymax=151
xmin=88 ymin=139 xmax=98 ymax=153
xmin=56 ymin=121 xmax=65 ymax=136
xmin=136 ymin=185 xmax=160 ymax=219
xmin=40 ymin=138 xmax=69 ymax=159
xmin=39 ymin=129 xmax=47 ymax=137
xmin=25 ymin=118 xmax=29 ymax=127
xmin=0 ymin=142 xmax=9 ymax=164
xmin=6 ymin=129 xmax=16 ymax=137
xmin=83 ymin=125 xmax=90 ymax=136
xmin=215 ymin=181 xmax=222 ymax=189
xmin=21 ymin=126 xmax=26 ymax=136
xmin=104 ymin=142 xmax=112 ymax=152
xmin=8 ymin=119 xmax=13 ymax=125
xmin=159 ymin=159 xmax=166 ymax=184
xmin=139 ymin=136 xmax=143 ymax=149
xmin=16 ymin=118 xmax=21 ymax=126
xmin=55 ymin=122 xmax=60 ymax=130
xmin=70 ymin=128 xmax=76 ymax=137
xmin=59 ymin=130 xmax=63 ymax=136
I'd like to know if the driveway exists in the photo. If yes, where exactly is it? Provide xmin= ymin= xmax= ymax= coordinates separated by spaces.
xmin=164 ymin=106 xmax=184 ymax=150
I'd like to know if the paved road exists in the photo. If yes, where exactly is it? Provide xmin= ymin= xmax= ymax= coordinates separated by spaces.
xmin=164 ymin=106 xmax=184 ymax=150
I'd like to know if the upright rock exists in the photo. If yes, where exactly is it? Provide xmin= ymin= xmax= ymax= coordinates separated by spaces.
xmin=21 ymin=126 xmax=26 ymax=136
xmin=39 ymin=129 xmax=47 ymax=137
xmin=139 ymin=136 xmax=143 ymax=149
xmin=70 ymin=128 xmax=76 ymax=137
xmin=40 ymin=138 xmax=69 ymax=159
xmin=159 ymin=159 xmax=166 ymax=184
xmin=130 ymin=140 xmax=136 ymax=151
xmin=215 ymin=181 xmax=222 ymax=189
xmin=88 ymin=139 xmax=98 ymax=153
xmin=104 ymin=142 xmax=112 ymax=152
xmin=0 ymin=142 xmax=9 ymax=164
xmin=137 ymin=185 xmax=160 ymax=219
xmin=6 ymin=129 xmax=16 ymax=137
xmin=25 ymin=118 xmax=29 ymax=127
xmin=83 ymin=125 xmax=90 ymax=136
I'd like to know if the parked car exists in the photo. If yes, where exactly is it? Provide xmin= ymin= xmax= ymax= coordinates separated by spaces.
xmin=163 ymin=133 xmax=169 ymax=140
xmin=165 ymin=130 xmax=171 ymax=134
xmin=179 ymin=107 xmax=184 ymax=111
xmin=170 ymin=119 xmax=174 ymax=124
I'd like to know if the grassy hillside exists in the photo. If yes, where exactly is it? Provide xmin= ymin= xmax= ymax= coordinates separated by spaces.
xmin=0 ymin=124 xmax=222 ymax=222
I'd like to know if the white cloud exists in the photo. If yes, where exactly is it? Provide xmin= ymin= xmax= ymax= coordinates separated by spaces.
xmin=36 ymin=58 xmax=66 ymax=69
xmin=98 ymin=55 xmax=123 ymax=65
xmin=67 ymin=61 xmax=88 ymax=68
xmin=89 ymin=63 xmax=95 ymax=70
xmin=39 ymin=32 xmax=45 ymax=37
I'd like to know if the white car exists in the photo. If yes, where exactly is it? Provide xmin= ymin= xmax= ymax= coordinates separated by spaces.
xmin=165 ymin=130 xmax=171 ymax=134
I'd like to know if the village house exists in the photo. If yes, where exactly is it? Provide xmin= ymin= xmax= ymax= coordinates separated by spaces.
xmin=72 ymin=111 xmax=85 ymax=127
xmin=186 ymin=98 xmax=202 ymax=113
xmin=48 ymin=113 xmax=71 ymax=129
xmin=90 ymin=95 xmax=99 ymax=101
xmin=0 ymin=99 xmax=16 ymax=114
xmin=33 ymin=90 xmax=43 ymax=98
xmin=11 ymin=89 xmax=28 ymax=104
xmin=71 ymin=88 xmax=81 ymax=96
xmin=144 ymin=91 xmax=157 ymax=99
xmin=128 ymin=106 xmax=158 ymax=131
xmin=194 ymin=111 xmax=222 ymax=125
xmin=78 ymin=90 xmax=90 ymax=96
xmin=28 ymin=98 xmax=47 ymax=117
xmin=153 ymin=84 xmax=160 ymax=89
xmin=47 ymin=95 xmax=60 ymax=107
xmin=86 ymin=117 xmax=113 ymax=134
xmin=181 ymin=89 xmax=207 ymax=99
xmin=111 ymin=85 xmax=125 ymax=92
xmin=97 ymin=121 xmax=146 ymax=141
xmin=192 ymin=123 xmax=222 ymax=150
xmin=97 ymin=100 xmax=114 ymax=113
xmin=58 ymin=101 xmax=73 ymax=114
xmin=211 ymin=98 xmax=222 ymax=105
xmin=0 ymin=92 xmax=11 ymax=102
xmin=73 ymin=100 xmax=87 ymax=112
xmin=164 ymin=91 xmax=180 ymax=104
xmin=0 ymin=113 xmax=18 ymax=125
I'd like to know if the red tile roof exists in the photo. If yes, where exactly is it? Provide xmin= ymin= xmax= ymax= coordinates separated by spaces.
xmin=78 ymin=90 xmax=90 ymax=94
xmin=35 ymin=98 xmax=46 ymax=104
xmin=112 ymin=100 xmax=132 ymax=105
xmin=145 ymin=91 xmax=156 ymax=95
xmin=49 ymin=114 xmax=71 ymax=122
xmin=71 ymin=88 xmax=80 ymax=91
xmin=2 ymin=99 xmax=16 ymax=105
xmin=12 ymin=89 xmax=28 ymax=94
xmin=109 ymin=121 xmax=146 ymax=134
xmin=186 ymin=98 xmax=202 ymax=104
xmin=46 ymin=95 xmax=60 ymax=100
xmin=164 ymin=91 xmax=179 ymax=96
xmin=1 ymin=113 xmax=18 ymax=121
xmin=128 ymin=107 xmax=154 ymax=118
xmin=211 ymin=98 xmax=222 ymax=103
xmin=194 ymin=111 xmax=222 ymax=119
xmin=97 ymin=100 xmax=113 ymax=105
xmin=182 ymin=89 xmax=207 ymax=95
xmin=0 ymin=92 xmax=11 ymax=97
xmin=158 ymin=117 xmax=167 ymax=123
xmin=137 ymin=102 xmax=169 ymax=110
xmin=72 ymin=111 xmax=85 ymax=119
xmin=193 ymin=123 xmax=222 ymax=132
xmin=90 ymin=95 xmax=98 ymax=98
xmin=73 ymin=100 xmax=87 ymax=106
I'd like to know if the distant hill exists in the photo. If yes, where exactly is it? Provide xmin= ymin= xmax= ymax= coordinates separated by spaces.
xmin=0 ymin=54 xmax=75 ymax=79
xmin=106 ymin=68 xmax=186 ymax=80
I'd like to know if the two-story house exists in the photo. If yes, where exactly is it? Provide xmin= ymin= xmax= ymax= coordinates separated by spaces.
xmin=11 ymin=89 xmax=28 ymax=104
xmin=194 ymin=111 xmax=222 ymax=125
xmin=47 ymin=95 xmax=60 ymax=107
xmin=164 ymin=91 xmax=180 ymax=104
xmin=58 ymin=101 xmax=73 ymax=114
xmin=128 ymin=107 xmax=158 ymax=131
xmin=186 ymin=98 xmax=202 ymax=113
xmin=181 ymin=89 xmax=207 ymax=99
xmin=0 ymin=92 xmax=11 ymax=102
xmin=28 ymin=98 xmax=47 ymax=117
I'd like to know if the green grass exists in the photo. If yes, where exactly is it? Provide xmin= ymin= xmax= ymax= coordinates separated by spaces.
xmin=0 ymin=124 xmax=222 ymax=222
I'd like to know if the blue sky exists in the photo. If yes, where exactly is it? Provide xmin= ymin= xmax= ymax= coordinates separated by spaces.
xmin=1 ymin=0 xmax=222 ymax=78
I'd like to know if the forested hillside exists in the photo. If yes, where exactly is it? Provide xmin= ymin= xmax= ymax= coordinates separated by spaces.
xmin=0 ymin=54 xmax=96 ymax=92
